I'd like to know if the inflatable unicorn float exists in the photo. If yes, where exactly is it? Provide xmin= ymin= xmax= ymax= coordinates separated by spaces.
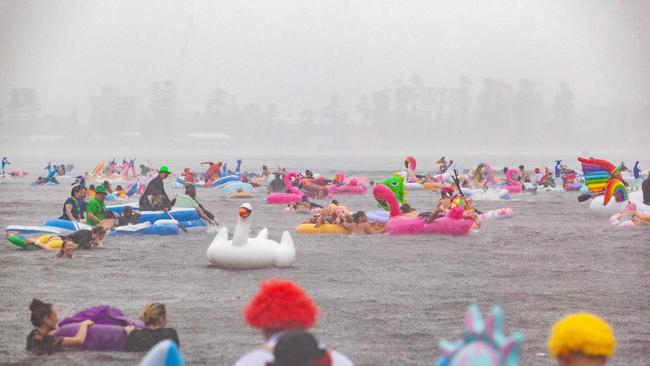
xmin=207 ymin=203 xmax=295 ymax=269
xmin=435 ymin=304 xmax=523 ymax=366
xmin=578 ymin=157 xmax=650 ymax=216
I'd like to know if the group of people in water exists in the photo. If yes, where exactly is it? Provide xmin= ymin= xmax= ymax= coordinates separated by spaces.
xmin=7 ymin=165 xmax=222 ymax=258
xmin=26 ymin=278 xmax=617 ymax=366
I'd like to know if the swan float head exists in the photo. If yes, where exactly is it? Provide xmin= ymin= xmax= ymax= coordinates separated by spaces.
xmin=207 ymin=203 xmax=295 ymax=269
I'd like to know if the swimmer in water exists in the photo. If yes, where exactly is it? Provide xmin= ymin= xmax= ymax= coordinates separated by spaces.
xmin=26 ymin=299 xmax=95 ymax=354
xmin=341 ymin=211 xmax=385 ymax=234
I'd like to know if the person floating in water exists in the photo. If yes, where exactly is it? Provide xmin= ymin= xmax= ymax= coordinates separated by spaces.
xmin=1 ymin=157 xmax=10 ymax=177
xmin=125 ymin=303 xmax=180 ymax=352
xmin=26 ymin=299 xmax=95 ymax=354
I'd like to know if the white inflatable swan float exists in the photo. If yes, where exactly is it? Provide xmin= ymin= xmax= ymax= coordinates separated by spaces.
xmin=206 ymin=203 xmax=295 ymax=269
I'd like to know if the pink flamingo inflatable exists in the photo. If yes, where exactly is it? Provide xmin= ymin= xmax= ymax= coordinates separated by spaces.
xmin=372 ymin=184 xmax=473 ymax=236
xmin=404 ymin=156 xmax=418 ymax=183
xmin=328 ymin=172 xmax=368 ymax=195
xmin=266 ymin=171 xmax=303 ymax=204
xmin=502 ymin=168 xmax=523 ymax=194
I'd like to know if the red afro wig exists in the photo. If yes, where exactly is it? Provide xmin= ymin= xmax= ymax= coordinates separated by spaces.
xmin=244 ymin=279 xmax=318 ymax=330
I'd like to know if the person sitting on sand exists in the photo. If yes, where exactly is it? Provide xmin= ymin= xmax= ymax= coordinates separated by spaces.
xmin=26 ymin=299 xmax=94 ymax=354
xmin=548 ymin=312 xmax=615 ymax=366
xmin=341 ymin=211 xmax=385 ymax=234
xmin=118 ymin=206 xmax=141 ymax=226
xmin=172 ymin=184 xmax=219 ymax=226
xmin=125 ymin=303 xmax=179 ymax=352
xmin=234 ymin=279 xmax=353 ymax=366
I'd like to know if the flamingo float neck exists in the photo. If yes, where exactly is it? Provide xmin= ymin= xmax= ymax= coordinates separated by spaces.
xmin=284 ymin=172 xmax=302 ymax=195
xmin=405 ymin=156 xmax=417 ymax=171
xmin=505 ymin=168 xmax=519 ymax=185
xmin=373 ymin=184 xmax=402 ymax=218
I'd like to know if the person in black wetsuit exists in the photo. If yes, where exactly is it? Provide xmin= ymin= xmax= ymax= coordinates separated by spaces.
xmin=139 ymin=166 xmax=172 ymax=211
xmin=125 ymin=303 xmax=179 ymax=352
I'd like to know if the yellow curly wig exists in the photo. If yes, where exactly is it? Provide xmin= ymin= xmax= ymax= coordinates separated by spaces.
xmin=548 ymin=313 xmax=615 ymax=358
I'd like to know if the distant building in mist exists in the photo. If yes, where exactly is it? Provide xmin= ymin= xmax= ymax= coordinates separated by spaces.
xmin=89 ymin=86 xmax=137 ymax=134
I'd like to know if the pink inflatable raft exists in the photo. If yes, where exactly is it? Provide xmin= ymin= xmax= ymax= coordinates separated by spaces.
xmin=372 ymin=184 xmax=473 ymax=236
xmin=266 ymin=171 xmax=303 ymax=204
xmin=498 ymin=168 xmax=523 ymax=194
xmin=328 ymin=173 xmax=368 ymax=195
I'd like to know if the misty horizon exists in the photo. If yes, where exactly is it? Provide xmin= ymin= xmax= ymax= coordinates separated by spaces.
xmin=1 ymin=0 xmax=649 ymax=154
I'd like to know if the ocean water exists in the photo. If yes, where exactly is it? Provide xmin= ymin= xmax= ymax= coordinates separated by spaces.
xmin=0 ymin=157 xmax=648 ymax=365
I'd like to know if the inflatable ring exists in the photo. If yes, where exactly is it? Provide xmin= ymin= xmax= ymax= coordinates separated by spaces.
xmin=295 ymin=223 xmax=349 ymax=235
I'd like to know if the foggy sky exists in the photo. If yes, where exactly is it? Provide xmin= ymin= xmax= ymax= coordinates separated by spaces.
xmin=1 ymin=0 xmax=649 ymax=118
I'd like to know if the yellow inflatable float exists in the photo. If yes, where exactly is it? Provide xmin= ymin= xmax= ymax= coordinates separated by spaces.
xmin=295 ymin=223 xmax=349 ymax=235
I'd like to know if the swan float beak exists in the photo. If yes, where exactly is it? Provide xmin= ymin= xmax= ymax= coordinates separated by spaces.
xmin=239 ymin=203 xmax=253 ymax=218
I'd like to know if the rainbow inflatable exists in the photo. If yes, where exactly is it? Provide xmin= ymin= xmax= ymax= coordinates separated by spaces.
xmin=578 ymin=157 xmax=616 ymax=195
xmin=603 ymin=178 xmax=628 ymax=206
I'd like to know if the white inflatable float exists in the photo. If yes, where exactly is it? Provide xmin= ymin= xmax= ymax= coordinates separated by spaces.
xmin=206 ymin=203 xmax=295 ymax=269
xmin=589 ymin=191 xmax=650 ymax=216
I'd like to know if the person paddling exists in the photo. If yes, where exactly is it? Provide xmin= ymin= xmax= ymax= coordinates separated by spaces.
xmin=139 ymin=166 xmax=172 ymax=211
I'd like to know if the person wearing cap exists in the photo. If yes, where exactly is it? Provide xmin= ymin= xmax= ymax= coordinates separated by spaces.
xmin=641 ymin=170 xmax=650 ymax=205
xmin=548 ymin=312 xmax=615 ymax=366
xmin=234 ymin=279 xmax=353 ymax=366
xmin=268 ymin=169 xmax=286 ymax=194
xmin=86 ymin=185 xmax=107 ymax=226
xmin=139 ymin=166 xmax=172 ymax=211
